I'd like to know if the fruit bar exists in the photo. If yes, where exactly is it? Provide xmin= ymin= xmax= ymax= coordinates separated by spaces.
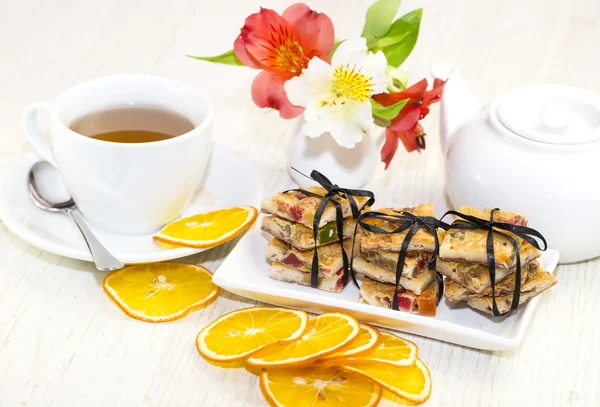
xmin=355 ymin=204 xmax=442 ymax=316
xmin=360 ymin=205 xmax=444 ymax=253
xmin=359 ymin=279 xmax=438 ymax=316
xmin=266 ymin=238 xmax=359 ymax=278
xmin=438 ymin=206 xmax=537 ymax=269
xmin=269 ymin=262 xmax=346 ymax=293
xmin=261 ymin=215 xmax=358 ymax=250
xmin=443 ymin=260 xmax=536 ymax=301
xmin=261 ymin=185 xmax=366 ymax=293
xmin=437 ymin=243 xmax=540 ymax=294
xmin=261 ymin=186 xmax=371 ymax=228
xmin=439 ymin=206 xmax=555 ymax=315
xmin=352 ymin=256 xmax=436 ymax=296
xmin=363 ymin=250 xmax=432 ymax=279
xmin=444 ymin=263 xmax=556 ymax=315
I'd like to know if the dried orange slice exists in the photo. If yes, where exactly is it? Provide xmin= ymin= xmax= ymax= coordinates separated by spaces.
xmin=153 ymin=206 xmax=258 ymax=248
xmin=383 ymin=390 xmax=419 ymax=406
xmin=336 ymin=332 xmax=418 ymax=367
xmin=320 ymin=323 xmax=380 ymax=361
xmin=339 ymin=359 xmax=432 ymax=403
xmin=103 ymin=263 xmax=219 ymax=322
xmin=196 ymin=307 xmax=308 ymax=362
xmin=246 ymin=313 xmax=359 ymax=368
xmin=260 ymin=366 xmax=381 ymax=407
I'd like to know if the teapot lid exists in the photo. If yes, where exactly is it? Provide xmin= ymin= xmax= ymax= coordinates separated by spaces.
xmin=493 ymin=84 xmax=600 ymax=145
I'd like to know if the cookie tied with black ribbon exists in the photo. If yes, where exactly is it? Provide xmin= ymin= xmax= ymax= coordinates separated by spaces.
xmin=352 ymin=204 xmax=449 ymax=317
xmin=438 ymin=206 xmax=556 ymax=317
xmin=261 ymin=169 xmax=374 ymax=293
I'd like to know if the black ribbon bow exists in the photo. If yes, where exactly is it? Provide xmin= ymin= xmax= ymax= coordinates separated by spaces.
xmin=440 ymin=209 xmax=547 ymax=317
xmin=284 ymin=169 xmax=375 ymax=288
xmin=353 ymin=209 xmax=450 ymax=310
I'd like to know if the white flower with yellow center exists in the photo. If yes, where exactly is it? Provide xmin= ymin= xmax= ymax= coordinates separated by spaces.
xmin=284 ymin=37 xmax=388 ymax=148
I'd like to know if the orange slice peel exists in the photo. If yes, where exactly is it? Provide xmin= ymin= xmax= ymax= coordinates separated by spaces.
xmin=196 ymin=307 xmax=309 ymax=362
xmin=103 ymin=263 xmax=219 ymax=323
xmin=154 ymin=206 xmax=258 ymax=248
xmin=260 ymin=366 xmax=382 ymax=407
xmin=333 ymin=332 xmax=418 ymax=367
xmin=339 ymin=358 xmax=432 ymax=404
xmin=246 ymin=313 xmax=360 ymax=368
xmin=319 ymin=323 xmax=381 ymax=362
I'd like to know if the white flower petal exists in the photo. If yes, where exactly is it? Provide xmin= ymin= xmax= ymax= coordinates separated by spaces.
xmin=354 ymin=100 xmax=375 ymax=129
xmin=287 ymin=37 xmax=388 ymax=148
xmin=302 ymin=101 xmax=336 ymax=138
xmin=290 ymin=58 xmax=332 ymax=106
xmin=284 ymin=76 xmax=310 ymax=107
xmin=365 ymin=50 xmax=389 ymax=94
xmin=284 ymin=57 xmax=333 ymax=107
xmin=330 ymin=37 xmax=388 ymax=98
xmin=329 ymin=120 xmax=365 ymax=148
xmin=301 ymin=57 xmax=334 ymax=96
xmin=331 ymin=37 xmax=369 ymax=67
xmin=326 ymin=101 xmax=372 ymax=148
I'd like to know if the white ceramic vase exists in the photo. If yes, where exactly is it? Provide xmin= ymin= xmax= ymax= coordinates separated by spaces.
xmin=287 ymin=116 xmax=379 ymax=189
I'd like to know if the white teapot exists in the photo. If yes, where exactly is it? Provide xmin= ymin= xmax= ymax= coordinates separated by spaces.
xmin=431 ymin=63 xmax=600 ymax=263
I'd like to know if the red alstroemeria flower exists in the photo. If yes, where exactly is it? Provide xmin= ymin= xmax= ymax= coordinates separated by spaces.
xmin=373 ymin=79 xmax=445 ymax=169
xmin=234 ymin=4 xmax=335 ymax=119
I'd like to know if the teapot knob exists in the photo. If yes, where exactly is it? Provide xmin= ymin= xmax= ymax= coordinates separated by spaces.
xmin=539 ymin=107 xmax=570 ymax=132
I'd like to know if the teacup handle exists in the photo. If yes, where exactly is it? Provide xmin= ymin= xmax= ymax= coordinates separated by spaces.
xmin=23 ymin=102 xmax=58 ymax=167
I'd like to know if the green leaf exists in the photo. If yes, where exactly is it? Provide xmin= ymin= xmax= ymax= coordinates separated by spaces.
xmin=371 ymin=32 xmax=409 ymax=51
xmin=186 ymin=49 xmax=243 ymax=66
xmin=373 ymin=117 xmax=391 ymax=127
xmin=370 ymin=98 xmax=409 ymax=123
xmin=328 ymin=39 xmax=344 ymax=59
xmin=361 ymin=0 xmax=402 ymax=41
xmin=379 ymin=8 xmax=422 ymax=67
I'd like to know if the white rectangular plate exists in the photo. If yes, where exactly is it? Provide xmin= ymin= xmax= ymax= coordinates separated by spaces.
xmin=213 ymin=221 xmax=559 ymax=351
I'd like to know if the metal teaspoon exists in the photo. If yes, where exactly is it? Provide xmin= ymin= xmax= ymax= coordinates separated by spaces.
xmin=28 ymin=161 xmax=125 ymax=271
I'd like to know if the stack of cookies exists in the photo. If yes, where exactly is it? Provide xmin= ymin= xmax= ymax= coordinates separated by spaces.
xmin=438 ymin=206 xmax=557 ymax=315
xmin=355 ymin=204 xmax=442 ymax=316
xmin=261 ymin=187 xmax=368 ymax=293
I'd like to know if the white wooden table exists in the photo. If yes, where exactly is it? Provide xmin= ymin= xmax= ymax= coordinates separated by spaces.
xmin=1 ymin=0 xmax=599 ymax=406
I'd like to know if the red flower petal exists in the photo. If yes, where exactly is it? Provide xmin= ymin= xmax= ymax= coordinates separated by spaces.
xmin=378 ymin=79 xmax=443 ymax=168
xmin=373 ymin=79 xmax=429 ymax=107
xmin=381 ymin=128 xmax=400 ymax=170
xmin=233 ymin=35 xmax=264 ymax=69
xmin=398 ymin=124 xmax=424 ymax=153
xmin=239 ymin=8 xmax=306 ymax=74
xmin=251 ymin=71 xmax=304 ymax=119
xmin=400 ymin=79 xmax=429 ymax=99
xmin=422 ymin=79 xmax=446 ymax=107
xmin=241 ymin=7 xmax=279 ymax=34
xmin=389 ymin=106 xmax=421 ymax=132
xmin=235 ymin=5 xmax=335 ymax=118
xmin=282 ymin=3 xmax=335 ymax=61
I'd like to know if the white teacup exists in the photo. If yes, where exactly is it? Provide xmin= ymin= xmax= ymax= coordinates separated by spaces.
xmin=23 ymin=75 xmax=213 ymax=235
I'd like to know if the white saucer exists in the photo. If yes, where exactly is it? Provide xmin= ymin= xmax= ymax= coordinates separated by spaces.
xmin=0 ymin=143 xmax=263 ymax=264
